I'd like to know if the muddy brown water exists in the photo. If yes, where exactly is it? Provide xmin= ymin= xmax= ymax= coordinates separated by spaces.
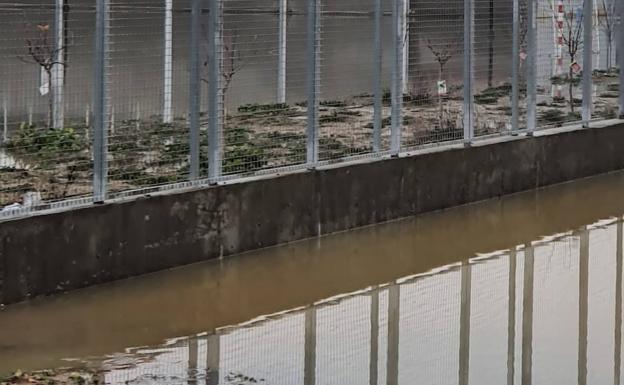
xmin=3 ymin=171 xmax=624 ymax=384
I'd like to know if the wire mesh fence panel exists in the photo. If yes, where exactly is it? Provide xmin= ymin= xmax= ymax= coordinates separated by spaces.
xmin=403 ymin=1 xmax=465 ymax=149
xmin=468 ymin=254 xmax=511 ymax=385
xmin=375 ymin=288 xmax=389 ymax=385
xmin=534 ymin=0 xmax=586 ymax=129
xmin=1 ymin=0 xmax=624 ymax=218
xmin=511 ymin=247 xmax=526 ymax=385
xmin=0 ymin=0 xmax=95 ymax=211
xmin=587 ymin=222 xmax=617 ymax=385
xmin=317 ymin=0 xmax=380 ymax=162
xmin=592 ymin=0 xmax=620 ymax=121
xmin=397 ymin=271 xmax=461 ymax=385
xmin=219 ymin=0 xmax=308 ymax=177
xmin=531 ymin=234 xmax=580 ymax=384
xmin=106 ymin=0 xmax=192 ymax=195
xmin=316 ymin=295 xmax=372 ymax=385
xmin=219 ymin=313 xmax=306 ymax=385
xmin=473 ymin=0 xmax=514 ymax=137
xmin=102 ymin=338 xmax=191 ymax=385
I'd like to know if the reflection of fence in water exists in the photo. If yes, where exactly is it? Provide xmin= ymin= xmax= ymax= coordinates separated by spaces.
xmin=0 ymin=0 xmax=622 ymax=216
xmin=98 ymin=218 xmax=624 ymax=385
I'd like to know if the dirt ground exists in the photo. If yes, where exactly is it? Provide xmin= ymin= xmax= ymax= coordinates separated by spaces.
xmin=1 ymin=76 xmax=620 ymax=210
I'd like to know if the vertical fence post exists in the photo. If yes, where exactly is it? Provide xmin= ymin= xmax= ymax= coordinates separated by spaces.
xmin=578 ymin=228 xmax=589 ymax=385
xmin=463 ymin=0 xmax=474 ymax=144
xmin=208 ymin=0 xmax=222 ymax=182
xmin=614 ymin=219 xmax=623 ymax=385
xmin=391 ymin=0 xmax=404 ymax=156
xmin=206 ymin=334 xmax=220 ymax=385
xmin=373 ymin=0 xmax=382 ymax=153
xmin=526 ymin=0 xmax=537 ymax=133
xmin=593 ymin=1 xmax=600 ymax=71
xmin=52 ymin=0 xmax=65 ymax=129
xmin=93 ymin=0 xmax=109 ymax=202
xmin=402 ymin=0 xmax=409 ymax=94
xmin=618 ymin=0 xmax=624 ymax=118
xmin=278 ymin=0 xmax=288 ymax=104
xmin=163 ymin=0 xmax=174 ymax=124
xmin=507 ymin=249 xmax=517 ymax=385
xmin=387 ymin=284 xmax=400 ymax=385
xmin=522 ymin=244 xmax=535 ymax=385
xmin=306 ymin=0 xmax=320 ymax=167
xmin=582 ymin=0 xmax=593 ymax=127
xmin=189 ymin=0 xmax=201 ymax=180
xmin=188 ymin=337 xmax=198 ymax=385
xmin=511 ymin=0 xmax=520 ymax=133
xmin=369 ymin=287 xmax=379 ymax=385
xmin=459 ymin=261 xmax=472 ymax=385
xmin=304 ymin=307 xmax=317 ymax=385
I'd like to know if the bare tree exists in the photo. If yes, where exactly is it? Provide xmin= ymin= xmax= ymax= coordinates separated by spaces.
xmin=597 ymin=0 xmax=617 ymax=69
xmin=426 ymin=39 xmax=455 ymax=129
xmin=550 ymin=0 xmax=586 ymax=113
xmin=19 ymin=23 xmax=65 ymax=128
xmin=221 ymin=30 xmax=245 ymax=109
xmin=202 ymin=28 xmax=258 ymax=116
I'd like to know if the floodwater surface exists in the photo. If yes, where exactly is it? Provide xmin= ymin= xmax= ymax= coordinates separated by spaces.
xmin=3 ymin=171 xmax=624 ymax=384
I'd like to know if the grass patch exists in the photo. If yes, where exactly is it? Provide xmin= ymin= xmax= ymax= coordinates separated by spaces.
xmin=475 ymin=83 xmax=512 ymax=105
xmin=237 ymin=103 xmax=291 ymax=116
xmin=551 ymin=75 xmax=581 ymax=86
xmin=6 ymin=123 xmax=87 ymax=157
xmin=538 ymin=109 xmax=565 ymax=125
xmin=320 ymin=100 xmax=347 ymax=108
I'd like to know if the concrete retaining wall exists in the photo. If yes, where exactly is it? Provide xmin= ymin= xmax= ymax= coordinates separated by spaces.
xmin=1 ymin=122 xmax=624 ymax=304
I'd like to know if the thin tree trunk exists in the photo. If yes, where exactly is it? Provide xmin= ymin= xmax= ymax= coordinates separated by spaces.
xmin=569 ymin=66 xmax=575 ymax=113
xmin=438 ymin=64 xmax=443 ymax=129
xmin=607 ymin=35 xmax=613 ymax=69
xmin=47 ymin=69 xmax=53 ymax=128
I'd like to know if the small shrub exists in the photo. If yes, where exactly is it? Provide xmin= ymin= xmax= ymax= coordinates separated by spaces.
xmin=237 ymin=103 xmax=290 ymax=116
xmin=538 ymin=109 xmax=565 ymax=125
xmin=6 ymin=123 xmax=87 ymax=158
xmin=223 ymin=127 xmax=268 ymax=174
xmin=550 ymin=75 xmax=581 ymax=86
xmin=552 ymin=96 xmax=566 ymax=104
xmin=404 ymin=92 xmax=433 ymax=105
xmin=593 ymin=69 xmax=618 ymax=79
xmin=224 ymin=144 xmax=267 ymax=174
xmin=567 ymin=111 xmax=582 ymax=121
xmin=320 ymin=100 xmax=347 ymax=108
xmin=600 ymin=92 xmax=619 ymax=99
xmin=475 ymin=83 xmax=512 ymax=105
xmin=319 ymin=111 xmax=349 ymax=125
xmin=598 ymin=105 xmax=618 ymax=119
xmin=382 ymin=88 xmax=392 ymax=105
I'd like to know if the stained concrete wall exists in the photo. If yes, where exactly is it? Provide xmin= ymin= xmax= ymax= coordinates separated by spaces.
xmin=1 ymin=122 xmax=624 ymax=304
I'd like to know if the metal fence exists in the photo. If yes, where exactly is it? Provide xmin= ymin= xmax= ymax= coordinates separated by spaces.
xmin=0 ymin=0 xmax=623 ymax=218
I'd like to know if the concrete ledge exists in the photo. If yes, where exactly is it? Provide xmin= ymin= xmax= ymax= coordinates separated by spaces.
xmin=1 ymin=122 xmax=624 ymax=304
